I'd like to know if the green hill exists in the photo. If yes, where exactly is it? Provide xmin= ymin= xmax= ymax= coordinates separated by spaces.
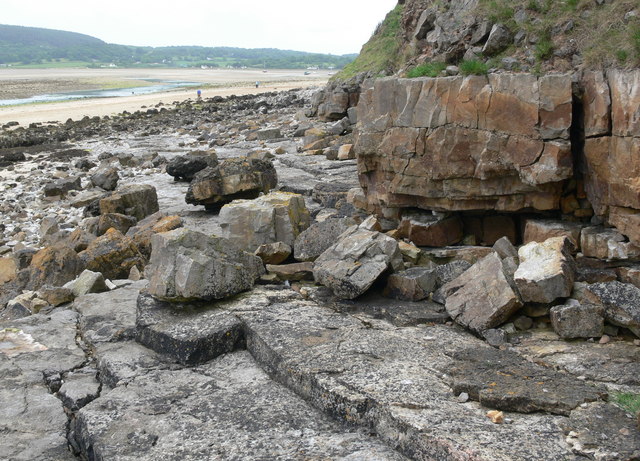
xmin=0 ymin=24 xmax=356 ymax=69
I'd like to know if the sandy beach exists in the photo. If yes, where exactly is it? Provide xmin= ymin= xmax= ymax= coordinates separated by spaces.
xmin=0 ymin=68 xmax=330 ymax=126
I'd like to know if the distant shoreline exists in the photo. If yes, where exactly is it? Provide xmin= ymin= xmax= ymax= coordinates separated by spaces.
xmin=0 ymin=68 xmax=330 ymax=126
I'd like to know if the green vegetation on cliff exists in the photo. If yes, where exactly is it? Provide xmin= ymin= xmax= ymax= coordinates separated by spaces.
xmin=0 ymin=24 xmax=356 ymax=69
xmin=335 ymin=4 xmax=405 ymax=79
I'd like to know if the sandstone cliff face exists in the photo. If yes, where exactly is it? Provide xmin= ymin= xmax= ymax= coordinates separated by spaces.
xmin=354 ymin=73 xmax=573 ymax=216
xmin=583 ymin=69 xmax=640 ymax=244
xmin=351 ymin=69 xmax=640 ymax=247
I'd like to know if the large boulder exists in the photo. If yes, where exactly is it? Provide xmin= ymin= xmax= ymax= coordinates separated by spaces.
xmin=43 ymin=176 xmax=82 ymax=197
xmin=313 ymin=226 xmax=403 ymax=299
xmin=99 ymin=184 xmax=159 ymax=221
xmin=514 ymin=237 xmax=575 ymax=304
xmin=165 ymin=151 xmax=218 ymax=181
xmin=293 ymin=217 xmax=356 ymax=262
xmin=219 ymin=192 xmax=310 ymax=252
xmin=78 ymin=228 xmax=146 ymax=280
xmin=577 ymin=281 xmax=640 ymax=337
xmin=440 ymin=252 xmax=522 ymax=333
xmin=97 ymin=213 xmax=137 ymax=236
xmin=145 ymin=228 xmax=265 ymax=302
xmin=186 ymin=158 xmax=277 ymax=210
xmin=90 ymin=165 xmax=119 ymax=191
xmin=550 ymin=300 xmax=604 ymax=339
xmin=26 ymin=245 xmax=85 ymax=290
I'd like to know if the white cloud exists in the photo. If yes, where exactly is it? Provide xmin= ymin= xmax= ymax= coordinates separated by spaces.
xmin=1 ymin=0 xmax=398 ymax=55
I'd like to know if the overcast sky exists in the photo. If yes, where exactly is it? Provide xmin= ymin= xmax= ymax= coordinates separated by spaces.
xmin=2 ymin=0 xmax=398 ymax=55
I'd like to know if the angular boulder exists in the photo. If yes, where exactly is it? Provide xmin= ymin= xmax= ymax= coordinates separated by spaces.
xmin=219 ymin=192 xmax=310 ymax=252
xmin=99 ymin=184 xmax=159 ymax=221
xmin=254 ymin=242 xmax=292 ymax=265
xmin=145 ymin=228 xmax=264 ymax=302
xmin=580 ymin=226 xmax=640 ymax=261
xmin=579 ymin=281 xmax=640 ymax=336
xmin=43 ymin=176 xmax=82 ymax=197
xmin=125 ymin=212 xmax=183 ymax=258
xmin=399 ymin=211 xmax=463 ymax=247
xmin=185 ymin=158 xmax=277 ymax=210
xmin=26 ymin=245 xmax=84 ymax=290
xmin=90 ymin=165 xmax=119 ymax=191
xmin=313 ymin=226 xmax=403 ymax=300
xmin=383 ymin=266 xmax=437 ymax=301
xmin=440 ymin=252 xmax=522 ymax=333
xmin=97 ymin=213 xmax=137 ymax=237
xmin=293 ymin=217 xmax=356 ymax=262
xmin=165 ymin=151 xmax=218 ymax=181
xmin=523 ymin=219 xmax=583 ymax=249
xmin=550 ymin=299 xmax=604 ymax=339
xmin=514 ymin=237 xmax=575 ymax=304
xmin=78 ymin=228 xmax=145 ymax=280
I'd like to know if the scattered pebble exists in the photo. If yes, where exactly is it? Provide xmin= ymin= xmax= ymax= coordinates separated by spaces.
xmin=487 ymin=410 xmax=504 ymax=424
xmin=599 ymin=335 xmax=611 ymax=345
xmin=457 ymin=392 xmax=469 ymax=403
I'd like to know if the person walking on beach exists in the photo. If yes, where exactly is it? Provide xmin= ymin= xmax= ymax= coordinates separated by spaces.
xmin=255 ymin=81 xmax=260 ymax=88
xmin=197 ymin=89 xmax=202 ymax=99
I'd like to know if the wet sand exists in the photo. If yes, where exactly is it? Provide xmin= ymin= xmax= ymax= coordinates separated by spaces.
xmin=0 ymin=68 xmax=330 ymax=126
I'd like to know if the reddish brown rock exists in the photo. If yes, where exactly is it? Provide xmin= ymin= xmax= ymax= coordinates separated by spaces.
xmin=582 ymin=71 xmax=611 ymax=137
xmin=78 ymin=228 xmax=145 ymax=280
xmin=0 ymin=257 xmax=17 ymax=285
xmin=399 ymin=212 xmax=463 ymax=247
xmin=523 ymin=219 xmax=583 ymax=250
xmin=27 ymin=245 xmax=84 ymax=290
xmin=355 ymin=75 xmax=573 ymax=216
xmin=125 ymin=212 xmax=183 ymax=258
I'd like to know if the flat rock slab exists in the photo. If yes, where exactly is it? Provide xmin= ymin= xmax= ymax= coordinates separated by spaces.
xmin=563 ymin=402 xmax=640 ymax=460
xmin=73 ymin=280 xmax=147 ymax=346
xmin=0 ymin=309 xmax=86 ymax=461
xmin=72 ymin=351 xmax=407 ymax=461
xmin=136 ymin=292 xmax=245 ymax=365
xmin=450 ymin=347 xmax=606 ymax=415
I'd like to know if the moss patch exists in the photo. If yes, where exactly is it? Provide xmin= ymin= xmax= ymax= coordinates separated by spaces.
xmin=611 ymin=392 xmax=640 ymax=414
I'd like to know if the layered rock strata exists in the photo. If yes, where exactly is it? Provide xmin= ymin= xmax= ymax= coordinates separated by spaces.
xmin=355 ymin=74 xmax=573 ymax=217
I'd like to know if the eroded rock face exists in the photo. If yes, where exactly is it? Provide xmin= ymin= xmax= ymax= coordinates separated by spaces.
xmin=145 ymin=228 xmax=264 ymax=302
xmin=355 ymin=74 xmax=573 ymax=217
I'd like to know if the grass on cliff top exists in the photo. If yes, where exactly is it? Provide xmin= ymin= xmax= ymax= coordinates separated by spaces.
xmin=478 ymin=0 xmax=640 ymax=68
xmin=334 ymin=4 xmax=405 ymax=80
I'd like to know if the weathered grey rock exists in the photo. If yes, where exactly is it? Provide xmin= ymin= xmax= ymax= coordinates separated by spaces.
xmin=399 ymin=211 xmax=463 ymax=247
xmin=483 ymin=328 xmax=509 ymax=347
xmin=563 ymin=402 xmax=640 ymax=460
xmin=383 ymin=266 xmax=437 ymax=301
xmin=73 ymin=280 xmax=148 ymax=346
xmin=265 ymin=262 xmax=314 ymax=281
xmin=43 ymin=176 xmax=81 ymax=197
xmin=185 ymin=158 xmax=277 ymax=210
xmin=293 ymin=217 xmax=356 ymax=262
xmin=125 ymin=212 xmax=183 ymax=258
xmin=99 ymin=184 xmax=159 ymax=221
xmin=311 ymin=181 xmax=352 ymax=208
xmin=37 ymin=286 xmax=74 ymax=307
xmin=90 ymin=165 xmax=119 ymax=191
xmin=450 ymin=347 xmax=605 ymax=415
xmin=514 ymin=237 xmax=575 ymax=304
xmin=71 ymin=351 xmax=407 ymax=461
xmin=313 ymin=227 xmax=403 ymax=299
xmin=579 ymin=281 xmax=640 ymax=336
xmin=219 ymin=191 xmax=310 ymax=252
xmin=256 ymin=127 xmax=282 ymax=140
xmin=64 ymin=269 xmax=108 ymax=297
xmin=57 ymin=369 xmax=100 ymax=411
xmin=482 ymin=23 xmax=513 ymax=55
xmin=0 ymin=309 xmax=85 ymax=461
xmin=492 ymin=235 xmax=519 ymax=260
xmin=550 ymin=299 xmax=604 ymax=339
xmin=145 ymin=228 xmax=264 ymax=302
xmin=254 ymin=241 xmax=291 ymax=264
xmin=441 ymin=252 xmax=523 ymax=333
xmin=165 ymin=151 xmax=218 ymax=181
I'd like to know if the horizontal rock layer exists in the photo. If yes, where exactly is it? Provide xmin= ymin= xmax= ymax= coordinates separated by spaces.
xmin=354 ymin=74 xmax=573 ymax=215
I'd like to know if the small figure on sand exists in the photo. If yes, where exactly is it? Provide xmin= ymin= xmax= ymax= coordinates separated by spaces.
xmin=255 ymin=81 xmax=260 ymax=88
xmin=197 ymin=89 xmax=202 ymax=99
